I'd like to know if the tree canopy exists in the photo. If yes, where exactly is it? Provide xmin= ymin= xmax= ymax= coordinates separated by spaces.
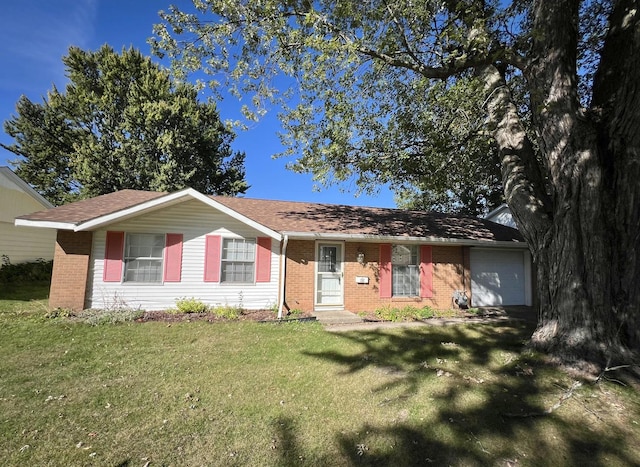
xmin=2 ymin=45 xmax=248 ymax=205
xmin=152 ymin=1 xmax=518 ymax=215
xmin=152 ymin=1 xmax=640 ymax=368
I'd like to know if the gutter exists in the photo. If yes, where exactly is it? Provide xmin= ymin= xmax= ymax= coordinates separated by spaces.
xmin=277 ymin=234 xmax=289 ymax=319
xmin=280 ymin=232 xmax=527 ymax=248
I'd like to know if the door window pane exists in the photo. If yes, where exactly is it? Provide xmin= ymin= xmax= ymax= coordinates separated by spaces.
xmin=319 ymin=246 xmax=338 ymax=272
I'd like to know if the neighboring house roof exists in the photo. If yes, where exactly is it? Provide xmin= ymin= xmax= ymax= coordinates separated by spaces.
xmin=16 ymin=188 xmax=525 ymax=246
xmin=484 ymin=203 xmax=517 ymax=229
xmin=0 ymin=166 xmax=54 ymax=209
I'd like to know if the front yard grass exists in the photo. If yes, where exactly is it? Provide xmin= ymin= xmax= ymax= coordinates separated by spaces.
xmin=0 ymin=285 xmax=639 ymax=465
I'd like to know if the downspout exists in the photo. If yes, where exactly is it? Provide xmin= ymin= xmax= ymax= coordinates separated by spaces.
xmin=277 ymin=234 xmax=289 ymax=319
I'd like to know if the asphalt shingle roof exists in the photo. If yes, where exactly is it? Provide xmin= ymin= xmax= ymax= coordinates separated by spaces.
xmin=213 ymin=196 xmax=523 ymax=242
xmin=17 ymin=190 xmax=166 ymax=225
xmin=18 ymin=189 xmax=523 ymax=243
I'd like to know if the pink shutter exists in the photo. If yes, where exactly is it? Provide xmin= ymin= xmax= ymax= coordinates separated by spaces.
xmin=103 ymin=231 xmax=124 ymax=282
xmin=256 ymin=237 xmax=272 ymax=282
xmin=204 ymin=235 xmax=221 ymax=282
xmin=164 ymin=233 xmax=183 ymax=282
xmin=420 ymin=245 xmax=433 ymax=298
xmin=379 ymin=244 xmax=392 ymax=298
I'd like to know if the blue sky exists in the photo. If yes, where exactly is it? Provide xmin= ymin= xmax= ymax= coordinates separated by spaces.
xmin=0 ymin=0 xmax=395 ymax=208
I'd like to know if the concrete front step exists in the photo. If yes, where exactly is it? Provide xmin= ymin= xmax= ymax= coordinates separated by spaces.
xmin=312 ymin=310 xmax=364 ymax=324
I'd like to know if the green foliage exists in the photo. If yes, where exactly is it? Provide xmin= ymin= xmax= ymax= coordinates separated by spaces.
xmin=375 ymin=304 xmax=435 ymax=322
xmin=44 ymin=308 xmax=75 ymax=320
xmin=2 ymin=45 xmax=248 ymax=205
xmin=286 ymin=308 xmax=303 ymax=318
xmin=211 ymin=304 xmax=243 ymax=320
xmin=151 ymin=4 xmax=640 ymax=361
xmin=0 ymin=256 xmax=52 ymax=283
xmin=150 ymin=1 xmax=518 ymax=214
xmin=413 ymin=305 xmax=436 ymax=320
xmin=173 ymin=297 xmax=211 ymax=314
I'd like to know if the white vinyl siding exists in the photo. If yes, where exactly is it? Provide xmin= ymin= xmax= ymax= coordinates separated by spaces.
xmin=0 ymin=222 xmax=56 ymax=264
xmin=0 ymin=173 xmax=55 ymax=265
xmin=87 ymin=199 xmax=280 ymax=311
xmin=221 ymin=238 xmax=255 ymax=283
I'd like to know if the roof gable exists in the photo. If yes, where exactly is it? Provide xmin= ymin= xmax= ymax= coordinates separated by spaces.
xmin=16 ymin=190 xmax=166 ymax=227
xmin=15 ymin=188 xmax=282 ymax=239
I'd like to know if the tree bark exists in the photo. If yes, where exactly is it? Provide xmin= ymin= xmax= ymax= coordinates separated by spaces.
xmin=486 ymin=0 xmax=640 ymax=368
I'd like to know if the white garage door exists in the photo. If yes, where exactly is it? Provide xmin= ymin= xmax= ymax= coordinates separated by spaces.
xmin=470 ymin=249 xmax=526 ymax=306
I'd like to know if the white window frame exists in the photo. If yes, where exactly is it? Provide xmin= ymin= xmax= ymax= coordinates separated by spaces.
xmin=221 ymin=237 xmax=256 ymax=283
xmin=123 ymin=233 xmax=165 ymax=283
xmin=391 ymin=244 xmax=419 ymax=297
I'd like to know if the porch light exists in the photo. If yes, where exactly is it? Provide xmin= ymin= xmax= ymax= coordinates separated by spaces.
xmin=357 ymin=250 xmax=365 ymax=265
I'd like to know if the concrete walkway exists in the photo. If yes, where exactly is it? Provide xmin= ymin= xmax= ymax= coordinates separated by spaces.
xmin=312 ymin=309 xmax=365 ymax=325
xmin=318 ymin=306 xmax=536 ymax=332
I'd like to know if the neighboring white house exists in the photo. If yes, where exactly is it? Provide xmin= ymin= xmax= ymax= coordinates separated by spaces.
xmin=485 ymin=203 xmax=517 ymax=229
xmin=0 ymin=166 xmax=56 ymax=265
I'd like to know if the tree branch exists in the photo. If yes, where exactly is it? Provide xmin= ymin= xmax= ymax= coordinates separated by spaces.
xmin=479 ymin=64 xmax=552 ymax=250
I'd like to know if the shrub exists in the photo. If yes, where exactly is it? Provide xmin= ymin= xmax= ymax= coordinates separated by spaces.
xmin=77 ymin=308 xmax=143 ymax=325
xmin=211 ymin=304 xmax=242 ymax=320
xmin=173 ymin=297 xmax=210 ymax=314
xmin=45 ymin=308 xmax=75 ymax=319
xmin=414 ymin=305 xmax=436 ymax=319
xmin=375 ymin=305 xmax=401 ymax=322
xmin=0 ymin=256 xmax=53 ymax=283
xmin=263 ymin=301 xmax=279 ymax=317
xmin=286 ymin=308 xmax=303 ymax=318
xmin=374 ymin=305 xmax=436 ymax=322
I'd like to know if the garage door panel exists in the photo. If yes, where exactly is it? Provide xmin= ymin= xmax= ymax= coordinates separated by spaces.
xmin=471 ymin=249 xmax=525 ymax=306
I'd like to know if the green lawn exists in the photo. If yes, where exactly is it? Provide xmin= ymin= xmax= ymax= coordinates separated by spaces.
xmin=1 ymin=284 xmax=639 ymax=466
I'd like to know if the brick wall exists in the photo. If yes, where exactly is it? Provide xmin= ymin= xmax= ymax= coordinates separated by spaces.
xmin=49 ymin=230 xmax=93 ymax=311
xmin=283 ymin=240 xmax=316 ymax=311
xmin=284 ymin=240 xmax=470 ymax=312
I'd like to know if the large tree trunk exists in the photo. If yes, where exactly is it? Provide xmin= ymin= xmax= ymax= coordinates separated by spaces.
xmin=528 ymin=0 xmax=640 ymax=366
xmin=483 ymin=0 xmax=640 ymax=369
xmin=530 ymin=125 xmax=639 ymax=366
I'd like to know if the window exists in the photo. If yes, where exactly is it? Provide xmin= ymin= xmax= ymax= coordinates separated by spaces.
xmin=221 ymin=238 xmax=256 ymax=283
xmin=124 ymin=233 xmax=165 ymax=283
xmin=392 ymin=244 xmax=419 ymax=296
xmin=318 ymin=245 xmax=338 ymax=272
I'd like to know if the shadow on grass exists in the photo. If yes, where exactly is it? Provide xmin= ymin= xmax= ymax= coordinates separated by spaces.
xmin=0 ymin=281 xmax=50 ymax=301
xmin=297 ymin=321 xmax=637 ymax=466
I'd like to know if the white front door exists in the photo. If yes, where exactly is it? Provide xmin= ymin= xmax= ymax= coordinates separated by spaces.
xmin=315 ymin=243 xmax=344 ymax=308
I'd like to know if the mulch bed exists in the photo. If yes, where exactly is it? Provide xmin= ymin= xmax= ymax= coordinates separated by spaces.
xmin=137 ymin=309 xmax=314 ymax=323
xmin=136 ymin=308 xmax=486 ymax=324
